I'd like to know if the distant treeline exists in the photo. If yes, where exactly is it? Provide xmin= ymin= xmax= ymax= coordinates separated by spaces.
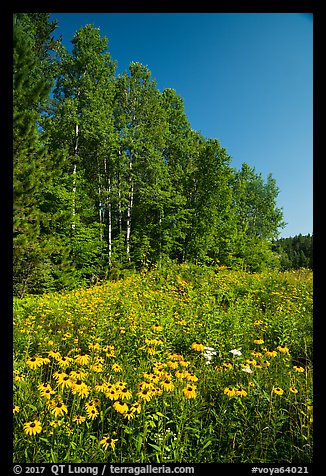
xmin=272 ymin=234 xmax=313 ymax=270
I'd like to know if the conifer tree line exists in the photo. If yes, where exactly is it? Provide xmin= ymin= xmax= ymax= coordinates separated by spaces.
xmin=14 ymin=13 xmax=305 ymax=297
xmin=272 ymin=234 xmax=313 ymax=270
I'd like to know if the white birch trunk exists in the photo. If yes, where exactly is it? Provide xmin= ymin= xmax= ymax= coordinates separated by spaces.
xmin=107 ymin=176 xmax=112 ymax=265
xmin=126 ymin=157 xmax=133 ymax=262
xmin=104 ymin=155 xmax=112 ymax=265
xmin=72 ymin=123 xmax=79 ymax=232
xmin=118 ymin=150 xmax=122 ymax=234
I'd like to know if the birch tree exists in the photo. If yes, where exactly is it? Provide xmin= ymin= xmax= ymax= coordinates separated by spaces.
xmin=47 ymin=24 xmax=116 ymax=277
xmin=113 ymin=62 xmax=168 ymax=265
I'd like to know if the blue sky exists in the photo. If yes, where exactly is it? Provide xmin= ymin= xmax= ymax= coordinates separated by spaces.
xmin=49 ymin=13 xmax=313 ymax=238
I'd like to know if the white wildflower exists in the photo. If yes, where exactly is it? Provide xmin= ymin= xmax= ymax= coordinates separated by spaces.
xmin=230 ymin=349 xmax=242 ymax=356
xmin=204 ymin=346 xmax=215 ymax=352
xmin=241 ymin=367 xmax=252 ymax=374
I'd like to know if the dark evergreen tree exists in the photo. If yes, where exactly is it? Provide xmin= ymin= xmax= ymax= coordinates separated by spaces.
xmin=273 ymin=234 xmax=313 ymax=269
xmin=13 ymin=13 xmax=60 ymax=296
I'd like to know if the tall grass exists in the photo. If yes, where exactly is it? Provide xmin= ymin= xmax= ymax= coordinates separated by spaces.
xmin=13 ymin=265 xmax=313 ymax=463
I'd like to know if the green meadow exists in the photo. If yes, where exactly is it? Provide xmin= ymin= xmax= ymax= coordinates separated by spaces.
xmin=13 ymin=265 xmax=313 ymax=463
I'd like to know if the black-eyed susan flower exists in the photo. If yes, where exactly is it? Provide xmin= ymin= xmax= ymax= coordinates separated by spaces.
xmin=183 ymin=384 xmax=197 ymax=399
xmin=151 ymin=324 xmax=163 ymax=331
xmin=246 ymin=359 xmax=257 ymax=366
xmin=235 ymin=387 xmax=248 ymax=397
xmin=277 ymin=345 xmax=289 ymax=354
xmin=51 ymin=401 xmax=68 ymax=418
xmin=146 ymin=347 xmax=156 ymax=356
xmin=273 ymin=387 xmax=284 ymax=395
xmin=100 ymin=436 xmax=118 ymax=451
xmin=191 ymin=342 xmax=205 ymax=352
xmin=13 ymin=405 xmax=20 ymax=414
xmin=113 ymin=400 xmax=128 ymax=414
xmin=224 ymin=387 xmax=235 ymax=397
xmin=89 ymin=342 xmax=101 ymax=351
xmin=222 ymin=362 xmax=233 ymax=371
xmin=90 ymin=362 xmax=103 ymax=373
xmin=119 ymin=387 xmax=132 ymax=400
xmin=112 ymin=363 xmax=122 ymax=373
xmin=293 ymin=365 xmax=305 ymax=373
xmin=48 ymin=350 xmax=61 ymax=360
xmin=124 ymin=408 xmax=136 ymax=421
xmin=75 ymin=353 xmax=91 ymax=366
xmin=261 ymin=360 xmax=271 ymax=368
xmin=40 ymin=357 xmax=51 ymax=366
xmin=105 ymin=388 xmax=120 ymax=401
xmin=14 ymin=372 xmax=25 ymax=382
xmin=137 ymin=388 xmax=153 ymax=402
xmin=41 ymin=387 xmax=55 ymax=400
xmin=115 ymin=381 xmax=127 ymax=389
xmin=160 ymin=379 xmax=175 ymax=392
xmin=70 ymin=369 xmax=88 ymax=380
xmin=92 ymin=397 xmax=101 ymax=407
xmin=95 ymin=382 xmax=109 ymax=393
xmin=265 ymin=350 xmax=278 ymax=358
xmin=289 ymin=386 xmax=298 ymax=394
xmin=253 ymin=362 xmax=262 ymax=369
xmin=153 ymin=362 xmax=167 ymax=374
xmin=168 ymin=353 xmax=184 ymax=361
xmin=38 ymin=383 xmax=51 ymax=392
xmin=57 ymin=356 xmax=73 ymax=368
xmin=86 ymin=407 xmax=99 ymax=420
xmin=152 ymin=386 xmax=163 ymax=397
xmin=167 ymin=361 xmax=179 ymax=369
xmin=53 ymin=370 xmax=65 ymax=381
xmin=71 ymin=380 xmax=90 ymax=398
xmin=253 ymin=339 xmax=264 ymax=345
xmin=85 ymin=400 xmax=97 ymax=413
xmin=131 ymin=402 xmax=141 ymax=414
xmin=179 ymin=360 xmax=190 ymax=367
xmin=23 ymin=420 xmax=42 ymax=436
xmin=184 ymin=371 xmax=198 ymax=382
xmin=72 ymin=415 xmax=86 ymax=424
xmin=57 ymin=374 xmax=73 ymax=389
xmin=254 ymin=320 xmax=264 ymax=326
xmin=175 ymin=370 xmax=187 ymax=379
xmin=143 ymin=372 xmax=159 ymax=383
xmin=26 ymin=356 xmax=43 ymax=370
xmin=49 ymin=419 xmax=64 ymax=428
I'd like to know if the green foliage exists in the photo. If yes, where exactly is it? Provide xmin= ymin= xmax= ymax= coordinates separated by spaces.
xmin=13 ymin=15 xmax=289 ymax=295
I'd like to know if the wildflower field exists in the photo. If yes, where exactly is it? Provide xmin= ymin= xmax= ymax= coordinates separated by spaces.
xmin=13 ymin=265 xmax=313 ymax=463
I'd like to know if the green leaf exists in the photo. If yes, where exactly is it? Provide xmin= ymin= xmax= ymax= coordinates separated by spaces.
xmin=148 ymin=443 xmax=161 ymax=452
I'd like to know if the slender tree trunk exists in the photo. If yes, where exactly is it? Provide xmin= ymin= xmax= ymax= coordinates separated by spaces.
xmin=107 ymin=176 xmax=112 ymax=266
xmin=126 ymin=156 xmax=133 ymax=262
xmin=97 ymin=153 xmax=103 ymax=241
xmin=72 ymin=123 xmax=79 ymax=233
xmin=98 ymin=185 xmax=103 ymax=241
xmin=118 ymin=150 xmax=122 ymax=234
